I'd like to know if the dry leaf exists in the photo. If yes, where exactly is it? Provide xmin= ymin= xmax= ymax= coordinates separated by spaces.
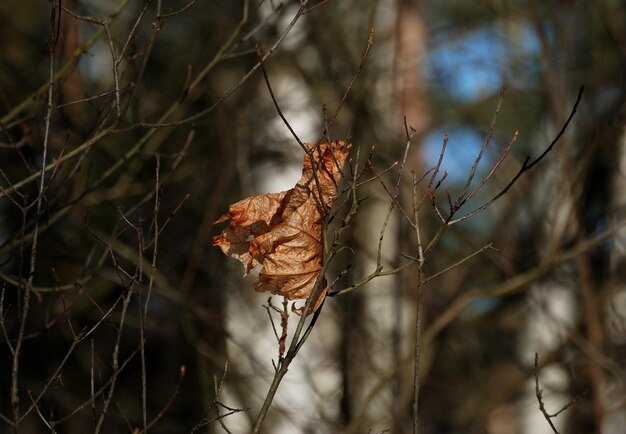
xmin=213 ymin=140 xmax=351 ymax=315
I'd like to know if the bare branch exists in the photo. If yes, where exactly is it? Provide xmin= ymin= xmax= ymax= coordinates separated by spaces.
xmin=534 ymin=353 xmax=562 ymax=434
xmin=450 ymin=86 xmax=584 ymax=224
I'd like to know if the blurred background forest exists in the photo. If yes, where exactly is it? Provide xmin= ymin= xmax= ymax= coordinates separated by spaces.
xmin=1 ymin=0 xmax=625 ymax=433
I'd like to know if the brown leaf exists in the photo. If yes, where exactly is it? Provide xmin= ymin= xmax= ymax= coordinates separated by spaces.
xmin=213 ymin=140 xmax=351 ymax=315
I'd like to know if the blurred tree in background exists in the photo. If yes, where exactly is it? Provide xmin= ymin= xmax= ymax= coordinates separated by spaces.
xmin=1 ymin=1 xmax=625 ymax=433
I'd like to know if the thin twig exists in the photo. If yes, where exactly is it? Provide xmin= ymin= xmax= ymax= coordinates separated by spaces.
xmin=53 ymin=348 xmax=140 ymax=424
xmin=254 ymin=44 xmax=305 ymax=151
xmin=139 ymin=155 xmax=162 ymax=432
xmin=27 ymin=390 xmax=52 ymax=430
xmin=374 ymin=122 xmax=416 ymax=275
xmin=158 ymin=0 xmax=199 ymax=18
xmin=54 ymin=89 xmax=122 ymax=109
xmin=454 ymin=86 xmax=507 ymax=210
xmin=534 ymin=353 xmax=561 ymax=434
xmin=11 ymin=3 xmax=58 ymax=430
xmin=302 ymin=0 xmax=329 ymax=15
xmin=117 ymin=1 xmax=164 ymax=120
xmin=450 ymin=86 xmax=584 ymax=224
xmin=354 ymin=160 xmax=399 ymax=187
xmin=23 ymin=337 xmax=81 ymax=420
xmin=117 ymin=0 xmax=152 ymax=63
xmin=321 ymin=27 xmax=375 ymax=139
xmin=416 ymin=132 xmax=448 ymax=212
xmin=94 ymin=290 xmax=133 ymax=434
xmin=456 ymin=130 xmax=519 ymax=211
xmin=411 ymin=170 xmax=425 ymax=434
xmin=138 ymin=367 xmax=186 ymax=433
xmin=424 ymin=243 xmax=496 ymax=283
xmin=103 ymin=20 xmax=122 ymax=118
xmin=368 ymin=159 xmax=416 ymax=228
